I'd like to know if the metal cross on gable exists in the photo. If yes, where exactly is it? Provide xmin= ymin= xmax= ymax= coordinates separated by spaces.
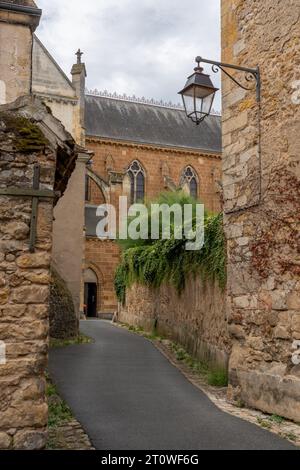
xmin=0 ymin=163 xmax=57 ymax=252
xmin=76 ymin=48 xmax=83 ymax=64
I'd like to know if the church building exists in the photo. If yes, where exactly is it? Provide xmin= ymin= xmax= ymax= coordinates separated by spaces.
xmin=29 ymin=26 xmax=222 ymax=320
xmin=84 ymin=92 xmax=222 ymax=316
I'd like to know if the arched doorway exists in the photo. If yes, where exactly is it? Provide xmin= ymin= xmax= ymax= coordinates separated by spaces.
xmin=83 ymin=268 xmax=98 ymax=318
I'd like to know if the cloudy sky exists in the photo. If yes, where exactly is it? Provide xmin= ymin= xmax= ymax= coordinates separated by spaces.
xmin=37 ymin=0 xmax=221 ymax=109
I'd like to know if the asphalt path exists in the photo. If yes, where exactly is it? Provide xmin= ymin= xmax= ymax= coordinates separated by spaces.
xmin=49 ymin=320 xmax=296 ymax=450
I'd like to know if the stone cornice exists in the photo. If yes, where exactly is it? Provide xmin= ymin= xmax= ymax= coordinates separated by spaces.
xmin=0 ymin=2 xmax=41 ymax=30
xmin=85 ymin=136 xmax=222 ymax=159
xmin=0 ymin=2 xmax=41 ymax=17
xmin=33 ymin=92 xmax=78 ymax=106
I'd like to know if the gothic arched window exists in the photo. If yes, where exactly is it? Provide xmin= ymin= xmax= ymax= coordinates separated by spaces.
xmin=127 ymin=161 xmax=145 ymax=203
xmin=181 ymin=166 xmax=198 ymax=198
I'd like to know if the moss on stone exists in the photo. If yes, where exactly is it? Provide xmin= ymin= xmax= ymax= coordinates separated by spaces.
xmin=0 ymin=112 xmax=49 ymax=153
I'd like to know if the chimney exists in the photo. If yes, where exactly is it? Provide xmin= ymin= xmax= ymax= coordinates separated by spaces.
xmin=71 ymin=49 xmax=87 ymax=137
xmin=0 ymin=1 xmax=42 ymax=104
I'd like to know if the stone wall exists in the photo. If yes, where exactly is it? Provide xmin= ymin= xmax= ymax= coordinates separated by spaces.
xmin=222 ymin=0 xmax=300 ymax=420
xmin=0 ymin=96 xmax=77 ymax=449
xmin=0 ymin=111 xmax=53 ymax=449
xmin=118 ymin=276 xmax=229 ymax=370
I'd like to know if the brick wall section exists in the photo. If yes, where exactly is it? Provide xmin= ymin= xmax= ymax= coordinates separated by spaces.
xmin=222 ymin=0 xmax=300 ymax=420
xmin=119 ymin=277 xmax=229 ymax=370
xmin=0 ymin=111 xmax=55 ymax=449
xmin=85 ymin=137 xmax=222 ymax=313
xmin=85 ymin=238 xmax=120 ymax=313
xmin=86 ymin=139 xmax=222 ymax=211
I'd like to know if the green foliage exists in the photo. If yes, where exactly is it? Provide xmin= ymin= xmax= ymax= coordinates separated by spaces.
xmin=114 ymin=191 xmax=226 ymax=304
xmin=281 ymin=432 xmax=297 ymax=442
xmin=50 ymin=333 xmax=92 ymax=348
xmin=126 ymin=323 xmax=161 ymax=340
xmin=207 ymin=368 xmax=228 ymax=387
xmin=268 ymin=414 xmax=284 ymax=425
xmin=257 ymin=417 xmax=272 ymax=430
xmin=117 ymin=190 xmax=201 ymax=252
xmin=170 ymin=342 xmax=228 ymax=387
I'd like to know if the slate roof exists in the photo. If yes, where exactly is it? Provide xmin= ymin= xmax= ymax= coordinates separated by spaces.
xmin=85 ymin=95 xmax=221 ymax=153
xmin=0 ymin=0 xmax=39 ymax=10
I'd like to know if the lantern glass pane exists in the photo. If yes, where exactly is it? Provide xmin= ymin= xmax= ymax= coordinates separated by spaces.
xmin=182 ymin=93 xmax=195 ymax=116
xmin=201 ymin=92 xmax=215 ymax=114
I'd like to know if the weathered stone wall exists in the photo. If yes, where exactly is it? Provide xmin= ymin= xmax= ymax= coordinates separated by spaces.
xmin=222 ymin=0 xmax=300 ymax=420
xmin=119 ymin=276 xmax=229 ymax=370
xmin=0 ymin=110 xmax=54 ymax=449
xmin=0 ymin=95 xmax=78 ymax=449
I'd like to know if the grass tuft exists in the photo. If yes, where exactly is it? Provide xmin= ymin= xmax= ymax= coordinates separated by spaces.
xmin=50 ymin=333 xmax=92 ymax=348
xmin=46 ymin=374 xmax=73 ymax=428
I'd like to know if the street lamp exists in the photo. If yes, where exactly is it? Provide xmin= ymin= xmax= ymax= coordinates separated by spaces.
xmin=179 ymin=56 xmax=261 ymax=125
xmin=178 ymin=57 xmax=218 ymax=125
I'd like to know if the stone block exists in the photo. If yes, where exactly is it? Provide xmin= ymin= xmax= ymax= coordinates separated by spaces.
xmin=233 ymin=39 xmax=245 ymax=56
xmin=288 ymin=292 xmax=300 ymax=310
xmin=270 ymin=290 xmax=288 ymax=311
xmin=222 ymin=111 xmax=248 ymax=135
xmin=16 ymin=253 xmax=51 ymax=269
xmin=273 ymin=325 xmax=290 ymax=339
xmin=0 ymin=403 xmax=48 ymax=428
xmin=14 ymin=430 xmax=47 ymax=450
xmin=0 ymin=432 xmax=11 ymax=449
xmin=11 ymin=285 xmax=49 ymax=304
xmin=0 ymin=288 xmax=9 ymax=304
xmin=225 ymin=223 xmax=243 ymax=239
xmin=2 ymin=222 xmax=29 ymax=240
xmin=228 ymin=324 xmax=245 ymax=339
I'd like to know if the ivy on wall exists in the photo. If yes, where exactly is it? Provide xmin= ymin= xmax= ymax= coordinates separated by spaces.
xmin=114 ymin=191 xmax=226 ymax=304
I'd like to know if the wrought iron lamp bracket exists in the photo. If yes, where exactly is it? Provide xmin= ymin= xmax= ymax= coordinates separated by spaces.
xmin=196 ymin=56 xmax=261 ymax=102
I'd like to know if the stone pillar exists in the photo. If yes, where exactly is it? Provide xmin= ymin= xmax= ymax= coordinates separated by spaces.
xmin=0 ymin=95 xmax=78 ymax=449
xmin=222 ymin=0 xmax=300 ymax=420
xmin=52 ymin=151 xmax=92 ymax=323
xmin=71 ymin=51 xmax=87 ymax=146
xmin=0 ymin=107 xmax=54 ymax=449
xmin=0 ymin=1 xmax=41 ymax=104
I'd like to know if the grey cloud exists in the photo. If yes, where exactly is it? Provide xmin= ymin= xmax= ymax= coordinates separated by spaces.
xmin=37 ymin=0 xmax=221 ymax=109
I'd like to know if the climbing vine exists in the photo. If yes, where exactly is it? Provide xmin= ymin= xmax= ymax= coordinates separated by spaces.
xmin=114 ymin=191 xmax=226 ymax=304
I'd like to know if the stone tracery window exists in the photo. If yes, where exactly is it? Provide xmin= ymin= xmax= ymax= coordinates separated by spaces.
xmin=127 ymin=160 xmax=145 ymax=203
xmin=181 ymin=166 xmax=198 ymax=198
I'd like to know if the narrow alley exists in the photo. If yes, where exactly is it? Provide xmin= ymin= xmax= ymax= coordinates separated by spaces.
xmin=49 ymin=321 xmax=295 ymax=450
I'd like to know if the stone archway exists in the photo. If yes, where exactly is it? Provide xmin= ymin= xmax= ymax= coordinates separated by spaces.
xmin=83 ymin=267 xmax=99 ymax=317
xmin=83 ymin=263 xmax=105 ymax=316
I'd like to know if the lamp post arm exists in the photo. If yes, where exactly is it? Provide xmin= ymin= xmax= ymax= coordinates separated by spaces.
xmin=196 ymin=56 xmax=261 ymax=102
